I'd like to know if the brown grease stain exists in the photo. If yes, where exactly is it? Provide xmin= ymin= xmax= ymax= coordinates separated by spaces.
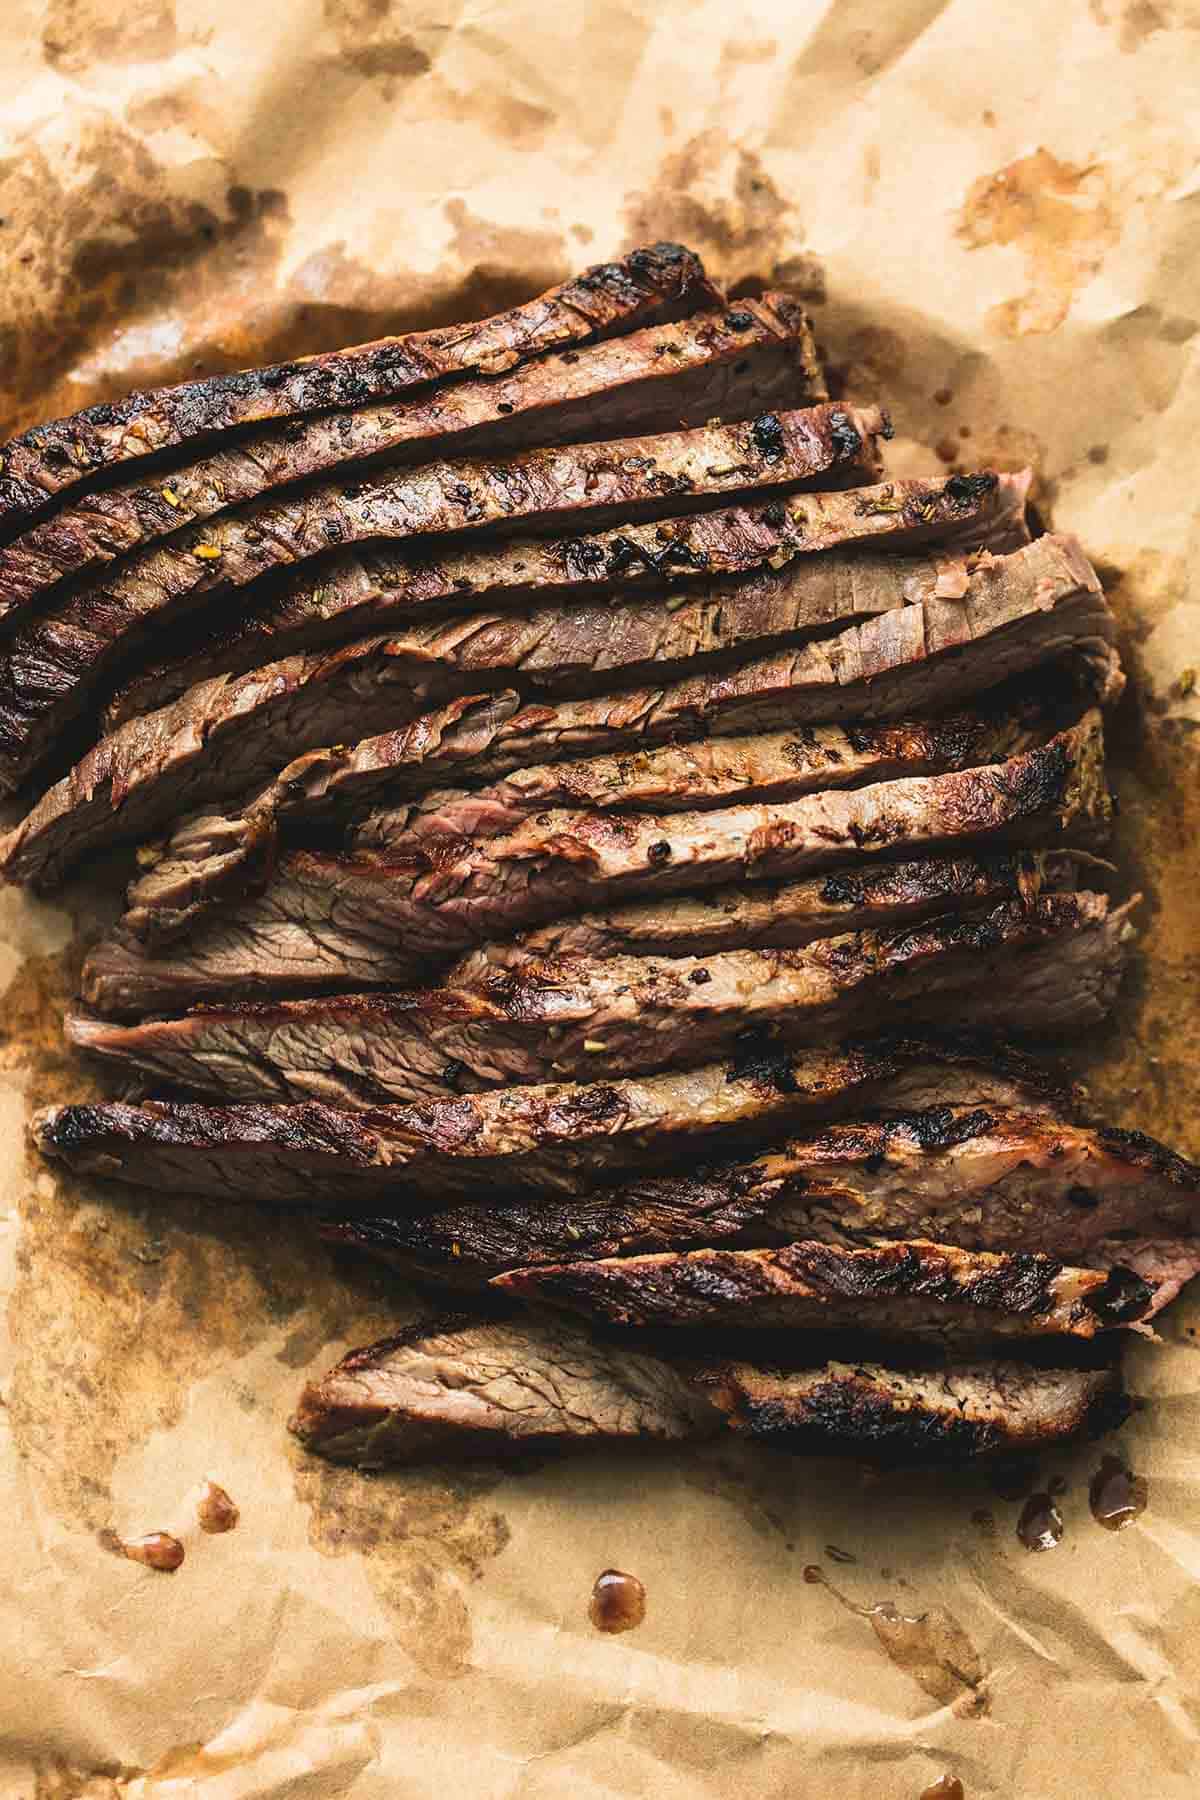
xmin=322 ymin=0 xmax=431 ymax=89
xmin=291 ymin=1450 xmax=511 ymax=1677
xmin=589 ymin=1567 xmax=646 ymax=1633
xmin=1090 ymin=0 xmax=1174 ymax=49
xmin=0 ymin=113 xmax=570 ymax=447
xmin=920 ymin=1778 xmax=965 ymax=1800
xmin=624 ymin=131 xmax=811 ymax=292
xmin=1017 ymin=1494 xmax=1064 ymax=1552
xmin=42 ymin=0 xmax=178 ymax=72
xmin=197 ymin=1480 xmax=240 ymax=1533
xmin=1070 ymin=550 xmax=1200 ymax=1153
xmin=803 ymin=1566 xmax=986 ymax=1713
xmin=1089 ymin=1454 xmax=1148 ymax=1529
xmin=958 ymin=148 xmax=1120 ymax=336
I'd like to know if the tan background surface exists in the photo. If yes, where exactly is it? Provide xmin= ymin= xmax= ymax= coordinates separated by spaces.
xmin=1 ymin=1 xmax=1199 ymax=1793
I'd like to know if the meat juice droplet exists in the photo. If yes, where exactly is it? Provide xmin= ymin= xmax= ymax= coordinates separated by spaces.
xmin=197 ymin=1480 xmax=239 ymax=1533
xmin=920 ymin=1778 xmax=964 ymax=1800
xmin=1089 ymin=1455 xmax=1148 ymax=1531
xmin=1017 ymin=1494 xmax=1063 ymax=1552
xmin=589 ymin=1568 xmax=645 ymax=1633
xmin=122 ymin=1532 xmax=186 ymax=1572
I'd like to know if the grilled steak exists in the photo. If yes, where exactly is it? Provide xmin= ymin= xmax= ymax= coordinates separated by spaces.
xmin=322 ymin=1108 xmax=1200 ymax=1287
xmin=349 ymin=705 xmax=1046 ymax=851
xmin=67 ymin=894 xmax=1130 ymax=1105
xmin=0 ymin=242 xmax=716 ymax=539
xmin=33 ymin=1037 xmax=1073 ymax=1208
xmin=492 ymin=1239 xmax=1156 ymax=1339
xmin=77 ymin=714 xmax=1110 ymax=1016
xmin=288 ymin=1316 xmax=1129 ymax=1466
xmin=0 ymin=402 xmax=885 ymax=792
xmin=124 ymin=707 xmax=1049 ymax=947
xmin=0 ymin=296 xmax=822 ymax=624
xmin=0 ymin=536 xmax=1113 ymax=896
xmin=108 ymin=469 xmax=1030 ymax=727
xmin=502 ymin=852 xmax=1068 ymax=963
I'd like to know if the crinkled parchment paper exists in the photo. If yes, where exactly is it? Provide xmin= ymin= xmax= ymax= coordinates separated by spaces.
xmin=1 ymin=2 xmax=1199 ymax=1793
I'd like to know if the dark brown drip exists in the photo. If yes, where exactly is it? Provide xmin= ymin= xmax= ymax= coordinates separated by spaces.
xmin=197 ymin=1481 xmax=240 ymax=1533
xmin=802 ymin=1566 xmax=985 ymax=1712
xmin=1089 ymin=1455 xmax=1148 ymax=1531
xmin=100 ymin=1528 xmax=185 ymax=1572
xmin=589 ymin=1568 xmax=646 ymax=1633
xmin=1016 ymin=1494 xmax=1064 ymax=1552
xmin=920 ymin=1778 xmax=965 ymax=1800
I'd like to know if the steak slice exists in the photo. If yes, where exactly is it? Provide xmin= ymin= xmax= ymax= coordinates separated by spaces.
xmin=32 ymin=1037 xmax=1072 ymax=1208
xmin=348 ymin=704 xmax=1047 ymax=851
xmin=0 ymin=296 xmax=822 ymax=625
xmin=504 ymin=851 xmax=1069 ymax=963
xmin=123 ymin=705 xmax=1048 ymax=947
xmin=325 ymin=1110 xmax=1198 ymax=1287
xmin=0 ymin=402 xmax=884 ymax=792
xmin=288 ymin=1316 xmax=1130 ymax=1467
xmin=109 ymin=469 xmax=1029 ymax=727
xmin=0 ymin=242 xmax=716 ymax=538
xmin=0 ymin=534 xmax=1113 ymax=896
xmin=492 ymin=1240 xmax=1156 ymax=1339
xmin=78 ymin=713 xmax=1110 ymax=1018
xmin=696 ymin=1357 xmax=1131 ymax=1461
xmin=67 ymin=894 xmax=1131 ymax=1105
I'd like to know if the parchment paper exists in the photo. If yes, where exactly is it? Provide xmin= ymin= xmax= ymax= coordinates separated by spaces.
xmin=2 ymin=2 xmax=1199 ymax=1793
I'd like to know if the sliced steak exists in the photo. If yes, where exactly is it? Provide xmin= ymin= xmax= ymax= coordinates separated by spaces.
xmin=492 ymin=1239 xmax=1156 ymax=1339
xmin=505 ymin=851 xmax=1069 ymax=963
xmin=348 ymin=704 xmax=1047 ymax=851
xmin=109 ymin=469 xmax=1029 ymax=727
xmin=1088 ymin=1238 xmax=1200 ymax=1319
xmin=123 ymin=705 xmax=1048 ymax=947
xmin=697 ymin=1357 xmax=1131 ymax=1462
xmin=33 ymin=1037 xmax=1073 ymax=1208
xmin=0 ymin=242 xmax=716 ymax=539
xmin=288 ymin=1316 xmax=1129 ymax=1467
xmin=0 ymin=535 xmax=1113 ymax=896
xmin=0 ymin=402 xmax=885 ymax=792
xmin=288 ymin=1314 xmax=721 ymax=1464
xmin=0 ymin=296 xmax=822 ymax=624
xmin=325 ymin=1110 xmax=1199 ymax=1287
xmin=77 ymin=713 xmax=1110 ymax=1017
xmin=67 ymin=894 xmax=1130 ymax=1105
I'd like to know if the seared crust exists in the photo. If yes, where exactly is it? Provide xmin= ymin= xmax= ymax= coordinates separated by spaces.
xmin=32 ymin=1037 xmax=1070 ymax=1207
xmin=0 ymin=400 xmax=883 ymax=793
xmin=0 ymin=243 xmax=717 ymax=539
xmin=491 ymin=1239 xmax=1155 ymax=1338
xmin=703 ymin=1360 xmax=1132 ymax=1460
